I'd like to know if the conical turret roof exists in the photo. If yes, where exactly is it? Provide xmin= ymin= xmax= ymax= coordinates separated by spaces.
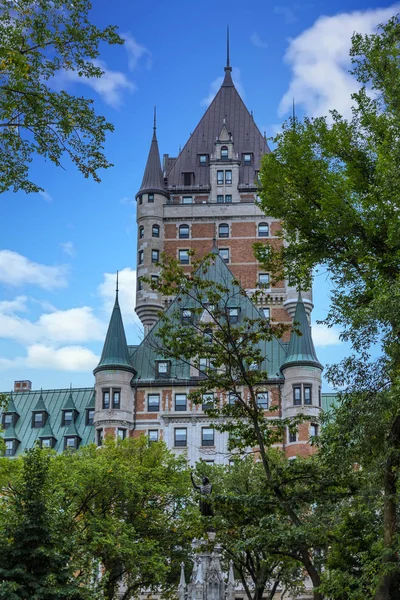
xmin=62 ymin=388 xmax=77 ymax=411
xmin=3 ymin=424 xmax=20 ymax=440
xmin=33 ymin=392 xmax=48 ymax=413
xmin=5 ymin=393 xmax=19 ymax=415
xmin=94 ymin=289 xmax=134 ymax=375
xmin=137 ymin=115 xmax=167 ymax=196
xmin=282 ymin=293 xmax=322 ymax=371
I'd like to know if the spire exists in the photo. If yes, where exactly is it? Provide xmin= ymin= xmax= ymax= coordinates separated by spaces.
xmin=5 ymin=393 xmax=19 ymax=415
xmin=94 ymin=289 xmax=134 ymax=375
xmin=62 ymin=388 xmax=77 ymax=411
xmin=282 ymin=292 xmax=322 ymax=371
xmin=222 ymin=26 xmax=234 ymax=87
xmin=137 ymin=113 xmax=166 ymax=196
xmin=211 ymin=236 xmax=219 ymax=255
xmin=33 ymin=391 xmax=47 ymax=413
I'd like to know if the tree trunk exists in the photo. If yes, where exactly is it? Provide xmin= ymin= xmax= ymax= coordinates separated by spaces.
xmin=300 ymin=547 xmax=323 ymax=600
xmin=374 ymin=415 xmax=400 ymax=600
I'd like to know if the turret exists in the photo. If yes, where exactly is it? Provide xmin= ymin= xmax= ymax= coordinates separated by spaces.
xmin=93 ymin=277 xmax=135 ymax=443
xmin=281 ymin=292 xmax=323 ymax=458
xmin=135 ymin=109 xmax=169 ymax=333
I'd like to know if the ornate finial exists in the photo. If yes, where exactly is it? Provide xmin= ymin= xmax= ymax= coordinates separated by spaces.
xmin=211 ymin=237 xmax=218 ymax=255
xmin=225 ymin=25 xmax=232 ymax=72
xmin=153 ymin=106 xmax=156 ymax=132
xmin=116 ymin=270 xmax=119 ymax=295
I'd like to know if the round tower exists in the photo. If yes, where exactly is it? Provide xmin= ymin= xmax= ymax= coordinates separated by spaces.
xmin=93 ymin=280 xmax=135 ymax=444
xmin=135 ymin=109 xmax=169 ymax=333
xmin=281 ymin=292 xmax=323 ymax=458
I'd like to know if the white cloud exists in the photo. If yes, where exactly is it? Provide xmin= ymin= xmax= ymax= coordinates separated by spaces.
xmin=274 ymin=5 xmax=298 ymax=24
xmin=122 ymin=33 xmax=152 ymax=71
xmin=312 ymin=323 xmax=341 ymax=347
xmin=0 ymin=296 xmax=28 ymax=314
xmin=97 ymin=267 xmax=138 ymax=324
xmin=279 ymin=5 xmax=399 ymax=119
xmin=201 ymin=67 xmax=245 ymax=107
xmin=61 ymin=59 xmax=136 ymax=109
xmin=38 ymin=190 xmax=53 ymax=202
xmin=26 ymin=344 xmax=99 ymax=371
xmin=0 ymin=250 xmax=68 ymax=290
xmin=250 ymin=32 xmax=268 ymax=49
xmin=60 ymin=241 xmax=76 ymax=258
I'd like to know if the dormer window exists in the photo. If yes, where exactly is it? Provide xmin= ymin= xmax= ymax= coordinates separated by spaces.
xmin=243 ymin=153 xmax=252 ymax=164
xmin=4 ymin=439 xmax=18 ymax=457
xmin=181 ymin=309 xmax=192 ymax=323
xmin=156 ymin=360 xmax=171 ymax=377
xmin=40 ymin=437 xmax=55 ymax=449
xmin=86 ymin=409 xmax=95 ymax=426
xmin=2 ymin=413 xmax=15 ymax=429
xmin=32 ymin=411 xmax=46 ymax=428
xmin=221 ymin=146 xmax=229 ymax=159
xmin=199 ymin=154 xmax=208 ymax=165
xmin=62 ymin=410 xmax=73 ymax=426
xmin=228 ymin=307 xmax=239 ymax=323
xmin=64 ymin=436 xmax=80 ymax=450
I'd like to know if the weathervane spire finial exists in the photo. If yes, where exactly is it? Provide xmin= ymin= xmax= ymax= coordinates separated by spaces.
xmin=153 ymin=106 xmax=156 ymax=132
xmin=227 ymin=25 xmax=230 ymax=68
xmin=116 ymin=270 xmax=119 ymax=295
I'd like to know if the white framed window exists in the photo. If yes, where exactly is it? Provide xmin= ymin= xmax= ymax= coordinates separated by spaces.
xmin=148 ymin=394 xmax=160 ymax=411
xmin=174 ymin=428 xmax=187 ymax=447
xmin=217 ymin=170 xmax=224 ymax=185
xmin=175 ymin=394 xmax=187 ymax=411
xmin=258 ymin=273 xmax=270 ymax=287
xmin=156 ymin=361 xmax=170 ymax=377
xmin=218 ymin=223 xmax=229 ymax=238
xmin=219 ymin=248 xmax=229 ymax=263
xmin=179 ymin=249 xmax=189 ymax=264
xmin=202 ymin=427 xmax=215 ymax=446
xmin=148 ymin=430 xmax=159 ymax=443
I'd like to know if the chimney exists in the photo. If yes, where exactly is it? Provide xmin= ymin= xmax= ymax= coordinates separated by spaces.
xmin=14 ymin=380 xmax=32 ymax=392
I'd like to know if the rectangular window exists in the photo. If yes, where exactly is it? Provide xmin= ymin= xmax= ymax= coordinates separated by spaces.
xmin=65 ymin=436 xmax=76 ymax=449
xmin=148 ymin=430 xmax=159 ymax=443
xmin=62 ymin=410 xmax=73 ymax=426
xmin=112 ymin=390 xmax=121 ymax=409
xmin=156 ymin=361 xmax=170 ymax=377
xmin=174 ymin=427 xmax=187 ymax=447
xmin=262 ymin=307 xmax=270 ymax=320
xmin=258 ymin=273 xmax=270 ymax=287
xmin=86 ymin=409 xmax=95 ymax=426
xmin=175 ymin=394 xmax=187 ymax=411
xmin=138 ymin=195 xmax=143 ymax=205
xmin=102 ymin=390 xmax=110 ymax=410
xmin=3 ymin=414 xmax=13 ymax=429
xmin=204 ymin=460 xmax=215 ymax=465
xmin=181 ymin=309 xmax=192 ymax=323
xmin=228 ymin=307 xmax=239 ymax=323
xmin=148 ymin=193 xmax=154 ymax=203
xmin=225 ymin=170 xmax=232 ymax=184
xmin=183 ymin=173 xmax=192 ymax=186
xmin=293 ymin=386 xmax=302 ymax=406
xmin=179 ymin=225 xmax=189 ymax=239
xmin=288 ymin=427 xmax=297 ymax=443
xmin=202 ymin=393 xmax=214 ymax=410
xmin=182 ymin=196 xmax=193 ymax=204
xmin=97 ymin=429 xmax=103 ymax=446
xmin=179 ymin=249 xmax=189 ymax=264
xmin=151 ymin=274 xmax=159 ymax=283
xmin=256 ymin=392 xmax=269 ymax=409
xmin=117 ymin=428 xmax=126 ymax=440
xmin=138 ymin=250 xmax=144 ymax=265
xmin=148 ymin=394 xmax=160 ymax=412
xmin=304 ymin=386 xmax=312 ymax=405
xmin=217 ymin=195 xmax=224 ymax=203
xmin=199 ymin=154 xmax=208 ymax=165
xmin=217 ymin=170 xmax=224 ymax=185
xmin=219 ymin=248 xmax=229 ymax=263
xmin=229 ymin=392 xmax=240 ymax=405
xmin=32 ymin=412 xmax=44 ymax=428
xmin=310 ymin=423 xmax=319 ymax=438
xmin=152 ymin=249 xmax=159 ymax=263
xmin=5 ymin=440 xmax=14 ymax=457
xmin=199 ymin=357 xmax=210 ymax=373
xmin=225 ymin=194 xmax=232 ymax=203
xmin=318 ymin=388 xmax=322 ymax=408
xmin=41 ymin=438 xmax=52 ymax=449
xmin=243 ymin=153 xmax=252 ymax=164
xmin=137 ymin=278 xmax=142 ymax=291
xmin=202 ymin=427 xmax=214 ymax=446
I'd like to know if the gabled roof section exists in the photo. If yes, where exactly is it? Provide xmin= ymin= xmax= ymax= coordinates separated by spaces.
xmin=33 ymin=393 xmax=48 ymax=413
xmin=39 ymin=420 xmax=56 ymax=440
xmin=137 ymin=116 xmax=168 ymax=197
xmin=94 ymin=290 xmax=134 ymax=375
xmin=282 ymin=293 xmax=323 ymax=371
xmin=65 ymin=420 xmax=81 ymax=439
xmin=166 ymin=65 xmax=270 ymax=189
xmin=62 ymin=389 xmax=77 ymax=411
xmin=5 ymin=394 xmax=19 ymax=415
xmin=3 ymin=424 xmax=20 ymax=441
xmin=131 ymin=254 xmax=287 ymax=383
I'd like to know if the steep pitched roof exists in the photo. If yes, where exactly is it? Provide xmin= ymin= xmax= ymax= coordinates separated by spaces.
xmin=166 ymin=65 xmax=270 ymax=189
xmin=65 ymin=420 xmax=81 ymax=439
xmin=62 ymin=389 xmax=77 ymax=411
xmin=3 ymin=424 xmax=20 ymax=441
xmin=39 ymin=420 xmax=56 ymax=440
xmin=137 ymin=123 xmax=167 ymax=196
xmin=94 ymin=290 xmax=134 ymax=374
xmin=5 ymin=394 xmax=19 ymax=415
xmin=282 ymin=293 xmax=322 ymax=371
xmin=33 ymin=393 xmax=48 ymax=413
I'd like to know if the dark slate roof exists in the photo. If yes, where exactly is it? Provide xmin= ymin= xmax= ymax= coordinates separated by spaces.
xmin=131 ymin=254 xmax=287 ymax=384
xmin=166 ymin=66 xmax=270 ymax=189
xmin=94 ymin=291 xmax=134 ymax=374
xmin=281 ymin=293 xmax=322 ymax=371
xmin=137 ymin=127 xmax=167 ymax=196
xmin=0 ymin=388 xmax=94 ymax=455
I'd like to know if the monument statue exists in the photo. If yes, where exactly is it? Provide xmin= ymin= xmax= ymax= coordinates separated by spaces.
xmin=191 ymin=473 xmax=214 ymax=517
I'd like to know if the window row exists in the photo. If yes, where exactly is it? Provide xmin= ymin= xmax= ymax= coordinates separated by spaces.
xmin=137 ymin=274 xmax=159 ymax=291
xmin=139 ymin=224 xmax=160 ymax=239
xmin=217 ymin=170 xmax=232 ymax=185
xmin=102 ymin=389 xmax=121 ymax=410
xmin=287 ymin=423 xmax=319 ymax=443
xmin=2 ymin=408 xmax=94 ymax=431
xmin=293 ymin=385 xmax=322 ymax=407
xmin=145 ymin=391 xmax=269 ymax=412
xmin=138 ymin=249 xmax=160 ymax=265
xmin=96 ymin=427 xmax=126 ymax=446
xmin=174 ymin=427 xmax=215 ymax=447
xmin=138 ymin=193 xmax=155 ymax=205
xmin=4 ymin=432 xmax=85 ymax=456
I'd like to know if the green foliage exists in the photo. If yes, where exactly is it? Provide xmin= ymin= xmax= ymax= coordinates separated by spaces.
xmin=0 ymin=0 xmax=123 ymax=193
xmin=258 ymin=14 xmax=400 ymax=599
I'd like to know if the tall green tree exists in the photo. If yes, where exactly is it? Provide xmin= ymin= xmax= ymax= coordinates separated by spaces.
xmin=257 ymin=15 xmax=400 ymax=600
xmin=0 ymin=0 xmax=123 ymax=193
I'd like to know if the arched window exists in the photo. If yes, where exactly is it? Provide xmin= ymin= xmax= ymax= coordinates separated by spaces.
xmin=218 ymin=223 xmax=229 ymax=238
xmin=179 ymin=224 xmax=189 ymax=239
xmin=152 ymin=224 xmax=160 ymax=238
xmin=221 ymin=146 xmax=228 ymax=159
xmin=139 ymin=226 xmax=144 ymax=239
xmin=258 ymin=222 xmax=269 ymax=237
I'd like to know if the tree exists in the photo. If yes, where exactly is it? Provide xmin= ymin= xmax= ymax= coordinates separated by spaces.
xmin=0 ymin=0 xmax=123 ymax=194
xmin=257 ymin=14 xmax=400 ymax=600
xmin=147 ymin=253 xmax=342 ymax=600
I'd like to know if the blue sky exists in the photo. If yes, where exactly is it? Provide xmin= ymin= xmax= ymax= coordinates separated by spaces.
xmin=0 ymin=0 xmax=397 ymax=391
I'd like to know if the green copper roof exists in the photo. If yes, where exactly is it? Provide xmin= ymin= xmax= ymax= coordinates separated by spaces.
xmin=65 ymin=420 xmax=81 ymax=439
xmin=62 ymin=390 xmax=77 ymax=411
xmin=0 ymin=387 xmax=94 ymax=456
xmin=39 ymin=420 xmax=56 ymax=440
xmin=94 ymin=291 xmax=134 ymax=374
xmin=282 ymin=293 xmax=322 ymax=371
xmin=86 ymin=391 xmax=95 ymax=409
xmin=33 ymin=393 xmax=48 ymax=413
xmin=3 ymin=424 xmax=20 ymax=441
xmin=5 ymin=394 xmax=19 ymax=415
